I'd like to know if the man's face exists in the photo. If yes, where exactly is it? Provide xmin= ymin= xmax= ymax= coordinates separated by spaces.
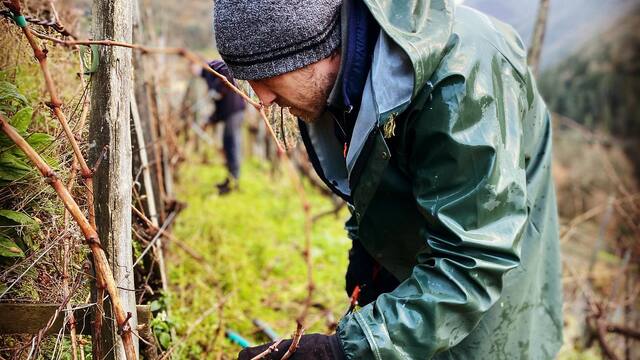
xmin=248 ymin=53 xmax=341 ymax=123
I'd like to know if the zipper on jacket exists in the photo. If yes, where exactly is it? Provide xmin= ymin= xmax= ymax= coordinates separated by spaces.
xmin=334 ymin=105 xmax=354 ymax=158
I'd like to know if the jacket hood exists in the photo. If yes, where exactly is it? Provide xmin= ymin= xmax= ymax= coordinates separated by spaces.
xmin=298 ymin=0 xmax=456 ymax=202
xmin=363 ymin=0 xmax=454 ymax=97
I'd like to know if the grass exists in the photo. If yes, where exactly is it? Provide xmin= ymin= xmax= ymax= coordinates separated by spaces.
xmin=167 ymin=150 xmax=351 ymax=358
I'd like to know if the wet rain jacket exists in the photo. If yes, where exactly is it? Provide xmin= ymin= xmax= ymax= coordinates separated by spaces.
xmin=299 ymin=1 xmax=563 ymax=359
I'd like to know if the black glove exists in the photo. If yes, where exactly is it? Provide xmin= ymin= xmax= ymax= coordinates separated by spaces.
xmin=237 ymin=334 xmax=345 ymax=360
xmin=346 ymin=239 xmax=400 ymax=306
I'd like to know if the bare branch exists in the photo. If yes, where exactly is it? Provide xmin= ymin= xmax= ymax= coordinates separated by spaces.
xmin=0 ymin=114 xmax=136 ymax=360
xmin=280 ymin=323 xmax=305 ymax=360
xmin=250 ymin=339 xmax=284 ymax=360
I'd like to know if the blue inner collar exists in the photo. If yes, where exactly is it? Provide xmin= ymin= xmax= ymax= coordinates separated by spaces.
xmin=340 ymin=0 xmax=379 ymax=112
xmin=327 ymin=0 xmax=379 ymax=144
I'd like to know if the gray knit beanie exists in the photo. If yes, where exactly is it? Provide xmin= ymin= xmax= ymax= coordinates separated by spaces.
xmin=214 ymin=0 xmax=342 ymax=80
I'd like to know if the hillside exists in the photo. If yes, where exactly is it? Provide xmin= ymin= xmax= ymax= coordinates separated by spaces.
xmin=463 ymin=0 xmax=638 ymax=68
xmin=538 ymin=6 xmax=640 ymax=138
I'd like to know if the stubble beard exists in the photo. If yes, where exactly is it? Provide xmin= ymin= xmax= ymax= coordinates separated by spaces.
xmin=289 ymin=67 xmax=338 ymax=123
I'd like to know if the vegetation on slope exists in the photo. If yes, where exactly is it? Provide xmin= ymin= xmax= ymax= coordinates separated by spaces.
xmin=539 ymin=6 xmax=640 ymax=137
xmin=167 ymin=152 xmax=351 ymax=358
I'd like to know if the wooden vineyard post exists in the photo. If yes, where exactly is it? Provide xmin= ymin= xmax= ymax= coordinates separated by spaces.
xmin=528 ymin=0 xmax=550 ymax=76
xmin=132 ymin=0 xmax=168 ymax=292
xmin=131 ymin=0 xmax=163 ymax=223
xmin=89 ymin=0 xmax=138 ymax=358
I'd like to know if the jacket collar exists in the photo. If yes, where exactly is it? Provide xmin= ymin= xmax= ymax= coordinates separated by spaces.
xmin=345 ymin=31 xmax=413 ymax=173
xmin=363 ymin=0 xmax=454 ymax=97
xmin=299 ymin=29 xmax=414 ymax=202
xmin=299 ymin=0 xmax=455 ymax=211
xmin=327 ymin=0 xmax=379 ymax=118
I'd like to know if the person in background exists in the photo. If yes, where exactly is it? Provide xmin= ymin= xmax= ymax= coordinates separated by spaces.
xmin=200 ymin=60 xmax=246 ymax=195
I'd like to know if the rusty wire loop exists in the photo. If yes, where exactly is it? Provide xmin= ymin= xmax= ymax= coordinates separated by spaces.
xmin=0 ymin=8 xmax=76 ymax=38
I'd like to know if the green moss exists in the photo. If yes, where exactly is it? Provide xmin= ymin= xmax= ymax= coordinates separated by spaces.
xmin=168 ymin=152 xmax=350 ymax=358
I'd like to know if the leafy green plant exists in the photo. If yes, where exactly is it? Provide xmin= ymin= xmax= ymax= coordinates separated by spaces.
xmin=0 ymin=80 xmax=49 ymax=261
xmin=150 ymin=292 xmax=175 ymax=350
xmin=0 ymin=80 xmax=28 ymax=114
xmin=0 ymin=80 xmax=55 ymax=185
xmin=0 ymin=209 xmax=40 ymax=259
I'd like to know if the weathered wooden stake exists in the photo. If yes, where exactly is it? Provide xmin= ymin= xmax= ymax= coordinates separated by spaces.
xmin=89 ymin=0 xmax=138 ymax=358
xmin=528 ymin=0 xmax=550 ymax=76
xmin=132 ymin=0 xmax=168 ymax=293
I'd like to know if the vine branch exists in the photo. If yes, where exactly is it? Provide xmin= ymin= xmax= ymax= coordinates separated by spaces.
xmin=6 ymin=7 xmax=318 ymax=356
xmin=0 ymin=113 xmax=136 ymax=360
xmin=31 ymin=23 xmax=318 ymax=330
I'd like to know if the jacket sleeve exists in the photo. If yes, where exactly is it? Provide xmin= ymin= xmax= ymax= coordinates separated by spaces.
xmin=336 ymin=72 xmax=529 ymax=359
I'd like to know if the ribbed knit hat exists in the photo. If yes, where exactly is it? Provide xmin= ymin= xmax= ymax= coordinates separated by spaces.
xmin=214 ymin=0 xmax=342 ymax=80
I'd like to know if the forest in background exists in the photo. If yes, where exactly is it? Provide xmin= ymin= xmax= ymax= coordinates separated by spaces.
xmin=539 ymin=7 xmax=640 ymax=140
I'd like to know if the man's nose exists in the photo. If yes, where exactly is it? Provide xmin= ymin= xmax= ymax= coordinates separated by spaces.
xmin=248 ymin=81 xmax=277 ymax=107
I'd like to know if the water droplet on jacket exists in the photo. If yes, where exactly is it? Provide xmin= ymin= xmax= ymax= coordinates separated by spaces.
xmin=483 ymin=199 xmax=501 ymax=211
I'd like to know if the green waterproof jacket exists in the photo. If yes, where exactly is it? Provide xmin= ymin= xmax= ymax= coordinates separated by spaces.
xmin=299 ymin=1 xmax=563 ymax=359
